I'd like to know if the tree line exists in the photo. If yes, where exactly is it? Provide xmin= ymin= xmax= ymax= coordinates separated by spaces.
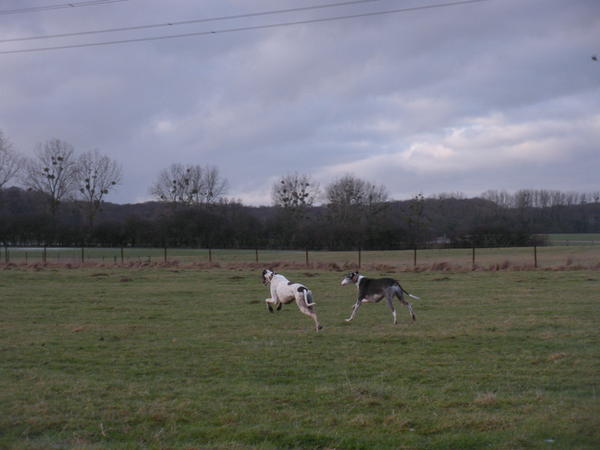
xmin=2 ymin=130 xmax=600 ymax=250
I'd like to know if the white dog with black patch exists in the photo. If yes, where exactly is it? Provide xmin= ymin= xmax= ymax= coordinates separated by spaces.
xmin=261 ymin=269 xmax=323 ymax=332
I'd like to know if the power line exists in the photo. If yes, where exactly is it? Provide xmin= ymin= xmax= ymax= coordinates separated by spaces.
xmin=0 ymin=0 xmax=129 ymax=16
xmin=0 ymin=0 xmax=492 ymax=55
xmin=1 ymin=0 xmax=389 ymax=43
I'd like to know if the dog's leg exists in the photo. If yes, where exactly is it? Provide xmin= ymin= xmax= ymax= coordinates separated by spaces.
xmin=345 ymin=300 xmax=363 ymax=322
xmin=386 ymin=296 xmax=397 ymax=324
xmin=296 ymin=297 xmax=323 ymax=331
xmin=396 ymin=294 xmax=416 ymax=321
xmin=395 ymin=288 xmax=416 ymax=321
xmin=407 ymin=301 xmax=416 ymax=321
xmin=266 ymin=296 xmax=282 ymax=313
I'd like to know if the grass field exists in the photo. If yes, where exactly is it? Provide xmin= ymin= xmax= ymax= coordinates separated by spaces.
xmin=4 ymin=243 xmax=600 ymax=270
xmin=1 ymin=266 xmax=600 ymax=449
xmin=546 ymin=234 xmax=600 ymax=245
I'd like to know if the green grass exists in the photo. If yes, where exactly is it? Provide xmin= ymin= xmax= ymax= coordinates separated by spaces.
xmin=546 ymin=234 xmax=600 ymax=245
xmin=1 ymin=267 xmax=599 ymax=449
xmin=4 ymin=244 xmax=600 ymax=269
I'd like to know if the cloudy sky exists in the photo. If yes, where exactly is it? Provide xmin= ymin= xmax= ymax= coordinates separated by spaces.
xmin=1 ymin=0 xmax=598 ymax=205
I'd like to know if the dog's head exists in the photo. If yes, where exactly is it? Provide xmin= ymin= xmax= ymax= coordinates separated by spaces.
xmin=262 ymin=269 xmax=275 ymax=285
xmin=341 ymin=271 xmax=360 ymax=286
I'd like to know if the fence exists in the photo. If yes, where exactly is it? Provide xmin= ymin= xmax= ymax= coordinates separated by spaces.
xmin=2 ymin=244 xmax=599 ymax=270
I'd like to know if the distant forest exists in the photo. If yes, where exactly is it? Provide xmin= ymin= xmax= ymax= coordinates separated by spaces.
xmin=1 ymin=187 xmax=599 ymax=250
xmin=2 ymin=133 xmax=599 ymax=250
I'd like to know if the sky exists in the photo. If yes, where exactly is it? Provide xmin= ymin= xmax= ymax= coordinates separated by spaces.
xmin=1 ymin=0 xmax=599 ymax=206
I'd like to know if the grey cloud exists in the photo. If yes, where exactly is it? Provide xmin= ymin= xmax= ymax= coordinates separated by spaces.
xmin=1 ymin=0 xmax=598 ymax=205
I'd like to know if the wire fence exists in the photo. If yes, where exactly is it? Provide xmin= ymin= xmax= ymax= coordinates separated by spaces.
xmin=2 ymin=245 xmax=599 ymax=270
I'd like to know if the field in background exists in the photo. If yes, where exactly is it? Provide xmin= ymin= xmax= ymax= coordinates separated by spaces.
xmin=3 ymin=242 xmax=600 ymax=270
xmin=1 ymin=267 xmax=599 ymax=449
xmin=546 ymin=233 xmax=600 ymax=245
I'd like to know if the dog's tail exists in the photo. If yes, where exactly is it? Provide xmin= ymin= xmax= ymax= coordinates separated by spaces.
xmin=299 ymin=287 xmax=316 ymax=307
xmin=398 ymin=285 xmax=420 ymax=300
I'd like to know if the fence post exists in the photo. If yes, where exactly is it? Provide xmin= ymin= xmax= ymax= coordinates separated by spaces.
xmin=209 ymin=248 xmax=212 ymax=263
xmin=121 ymin=247 xmax=124 ymax=264
xmin=81 ymin=247 xmax=85 ymax=264
xmin=305 ymin=248 xmax=309 ymax=268
xmin=4 ymin=246 xmax=8 ymax=263
xmin=358 ymin=247 xmax=361 ymax=269
xmin=472 ymin=247 xmax=476 ymax=270
xmin=534 ymin=245 xmax=538 ymax=268
xmin=255 ymin=249 xmax=259 ymax=264
xmin=43 ymin=246 xmax=47 ymax=265
xmin=164 ymin=246 xmax=167 ymax=263
xmin=413 ymin=248 xmax=417 ymax=268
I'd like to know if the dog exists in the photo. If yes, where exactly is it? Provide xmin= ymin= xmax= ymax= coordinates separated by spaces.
xmin=262 ymin=269 xmax=323 ymax=332
xmin=341 ymin=271 xmax=420 ymax=324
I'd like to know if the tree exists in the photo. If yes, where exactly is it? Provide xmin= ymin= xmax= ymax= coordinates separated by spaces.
xmin=22 ymin=139 xmax=78 ymax=217
xmin=325 ymin=174 xmax=389 ymax=249
xmin=150 ymin=164 xmax=228 ymax=206
xmin=325 ymin=174 xmax=388 ymax=222
xmin=406 ymin=193 xmax=430 ymax=248
xmin=76 ymin=149 xmax=122 ymax=229
xmin=202 ymin=165 xmax=229 ymax=205
xmin=271 ymin=173 xmax=320 ymax=248
xmin=272 ymin=173 xmax=319 ymax=216
xmin=0 ymin=131 xmax=21 ymax=190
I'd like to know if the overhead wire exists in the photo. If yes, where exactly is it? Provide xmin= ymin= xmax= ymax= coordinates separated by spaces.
xmin=0 ymin=0 xmax=129 ymax=16
xmin=1 ymin=0 xmax=389 ymax=43
xmin=0 ymin=0 xmax=492 ymax=55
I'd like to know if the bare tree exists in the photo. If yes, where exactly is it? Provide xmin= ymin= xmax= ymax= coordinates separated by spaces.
xmin=76 ymin=149 xmax=122 ymax=228
xmin=23 ymin=139 xmax=78 ymax=217
xmin=150 ymin=163 xmax=228 ymax=206
xmin=406 ymin=193 xmax=430 ymax=248
xmin=481 ymin=189 xmax=513 ymax=208
xmin=150 ymin=163 xmax=190 ymax=204
xmin=272 ymin=173 xmax=320 ymax=215
xmin=325 ymin=174 xmax=388 ymax=221
xmin=202 ymin=165 xmax=229 ymax=204
xmin=0 ymin=131 xmax=21 ymax=189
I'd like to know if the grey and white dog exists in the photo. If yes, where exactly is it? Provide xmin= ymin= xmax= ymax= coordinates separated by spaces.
xmin=262 ymin=269 xmax=323 ymax=332
xmin=341 ymin=271 xmax=420 ymax=324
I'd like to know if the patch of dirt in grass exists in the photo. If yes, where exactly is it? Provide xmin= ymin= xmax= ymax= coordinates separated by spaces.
xmin=465 ymin=418 xmax=509 ymax=431
xmin=548 ymin=352 xmax=568 ymax=362
xmin=474 ymin=392 xmax=497 ymax=406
